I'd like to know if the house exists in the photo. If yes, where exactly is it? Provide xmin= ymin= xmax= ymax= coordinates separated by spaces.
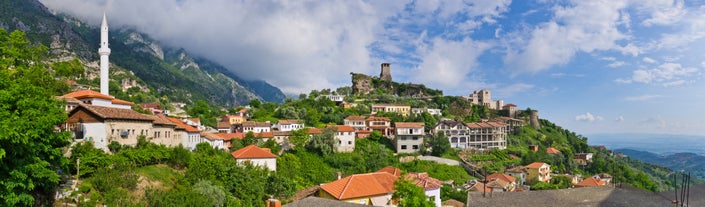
xmin=215 ymin=132 xmax=243 ymax=148
xmin=66 ymin=104 xmax=155 ymax=152
xmin=505 ymin=166 xmax=528 ymax=185
xmin=371 ymin=104 xmax=411 ymax=116
xmin=404 ymin=172 xmax=442 ymax=207
xmin=201 ymin=133 xmax=226 ymax=150
xmin=485 ymin=173 xmax=517 ymax=192
xmin=273 ymin=130 xmax=291 ymax=144
xmin=411 ymin=108 xmax=442 ymax=116
xmin=242 ymin=121 xmax=271 ymax=133
xmin=217 ymin=121 xmax=232 ymax=133
xmin=366 ymin=117 xmax=392 ymax=136
xmin=490 ymin=117 xmax=525 ymax=134
xmin=467 ymin=181 xmax=491 ymax=192
xmin=61 ymin=89 xmax=133 ymax=109
xmin=394 ymin=122 xmax=425 ymax=153
xmin=546 ymin=147 xmax=561 ymax=154
xmin=593 ymin=173 xmax=612 ymax=184
xmin=432 ymin=119 xmax=507 ymax=149
xmin=150 ymin=114 xmax=179 ymax=147
xmin=377 ymin=166 xmax=403 ymax=177
xmin=502 ymin=104 xmax=517 ymax=118
xmin=321 ymin=95 xmax=345 ymax=103
xmin=574 ymin=153 xmax=593 ymax=162
xmin=221 ymin=114 xmax=246 ymax=125
xmin=344 ymin=116 xmax=367 ymax=131
xmin=183 ymin=118 xmax=205 ymax=131
xmin=319 ymin=172 xmax=397 ymax=206
xmin=328 ymin=125 xmax=356 ymax=152
xmin=283 ymin=197 xmax=368 ymax=207
xmin=139 ymin=102 xmax=164 ymax=115
xmin=525 ymin=162 xmax=551 ymax=183
xmin=274 ymin=119 xmax=304 ymax=131
xmin=230 ymin=145 xmax=277 ymax=171
xmin=574 ymin=177 xmax=605 ymax=188
xmin=166 ymin=117 xmax=202 ymax=150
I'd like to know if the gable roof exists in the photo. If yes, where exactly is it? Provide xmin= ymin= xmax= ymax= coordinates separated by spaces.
xmin=320 ymin=172 xmax=398 ymax=200
xmin=278 ymin=119 xmax=301 ymax=125
xmin=366 ymin=117 xmax=391 ymax=121
xmin=377 ymin=166 xmax=402 ymax=177
xmin=201 ymin=133 xmax=223 ymax=141
xmin=404 ymin=172 xmax=442 ymax=190
xmin=70 ymin=105 xmax=154 ymax=122
xmin=62 ymin=89 xmax=113 ymax=100
xmin=166 ymin=117 xmax=200 ymax=132
xmin=547 ymin=147 xmax=561 ymax=154
xmin=242 ymin=121 xmax=271 ymax=127
xmin=486 ymin=173 xmax=517 ymax=183
xmin=575 ymin=177 xmax=605 ymax=187
xmin=327 ymin=125 xmax=355 ymax=132
xmin=151 ymin=114 xmax=176 ymax=126
xmin=215 ymin=132 xmax=243 ymax=141
xmin=230 ymin=145 xmax=277 ymax=159
xmin=111 ymin=99 xmax=134 ymax=106
xmin=467 ymin=182 xmax=491 ymax=192
xmin=395 ymin=122 xmax=424 ymax=128
xmin=526 ymin=162 xmax=548 ymax=169
xmin=217 ymin=121 xmax=231 ymax=129
xmin=307 ymin=128 xmax=323 ymax=135
xmin=345 ymin=116 xmax=366 ymax=121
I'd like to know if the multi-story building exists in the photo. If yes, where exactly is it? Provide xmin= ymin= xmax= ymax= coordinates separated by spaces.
xmin=366 ymin=117 xmax=392 ymax=136
xmin=343 ymin=116 xmax=367 ymax=131
xmin=242 ymin=121 xmax=271 ymax=133
xmin=525 ymin=162 xmax=551 ymax=183
xmin=411 ymin=108 xmax=442 ymax=116
xmin=66 ymin=104 xmax=156 ymax=152
xmin=274 ymin=119 xmax=304 ymax=131
xmin=371 ymin=104 xmax=411 ymax=116
xmin=432 ymin=119 xmax=507 ymax=149
xmin=466 ymin=89 xmax=504 ymax=110
xmin=394 ymin=122 xmax=425 ymax=153
xmin=328 ymin=125 xmax=356 ymax=152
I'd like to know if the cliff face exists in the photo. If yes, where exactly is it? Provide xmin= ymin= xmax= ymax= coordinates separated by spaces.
xmin=350 ymin=72 xmax=442 ymax=97
xmin=351 ymin=73 xmax=373 ymax=94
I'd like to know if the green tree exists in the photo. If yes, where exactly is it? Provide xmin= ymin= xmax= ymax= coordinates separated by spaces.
xmin=306 ymin=128 xmax=337 ymax=156
xmin=261 ymin=139 xmax=281 ymax=155
xmin=51 ymin=58 xmax=84 ymax=78
xmin=0 ymin=29 xmax=72 ymax=206
xmin=429 ymin=131 xmax=450 ymax=156
xmin=193 ymin=180 xmax=228 ymax=207
xmin=288 ymin=129 xmax=310 ymax=149
xmin=393 ymin=178 xmax=435 ymax=207
xmin=248 ymin=99 xmax=261 ymax=108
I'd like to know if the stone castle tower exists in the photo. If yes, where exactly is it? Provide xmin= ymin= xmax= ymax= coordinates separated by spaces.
xmin=380 ymin=63 xmax=392 ymax=82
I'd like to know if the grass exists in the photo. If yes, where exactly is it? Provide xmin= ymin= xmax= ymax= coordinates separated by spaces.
xmin=136 ymin=164 xmax=181 ymax=188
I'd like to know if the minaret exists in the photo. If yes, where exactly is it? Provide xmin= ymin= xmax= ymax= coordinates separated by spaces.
xmin=98 ymin=13 xmax=111 ymax=96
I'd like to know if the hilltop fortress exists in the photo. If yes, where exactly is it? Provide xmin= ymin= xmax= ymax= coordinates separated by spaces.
xmin=350 ymin=63 xmax=442 ymax=97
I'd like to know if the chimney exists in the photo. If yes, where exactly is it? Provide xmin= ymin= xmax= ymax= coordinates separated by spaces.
xmin=265 ymin=198 xmax=281 ymax=207
xmin=337 ymin=171 xmax=342 ymax=180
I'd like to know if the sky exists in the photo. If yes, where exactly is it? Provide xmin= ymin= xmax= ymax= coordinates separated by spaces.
xmin=40 ymin=0 xmax=705 ymax=136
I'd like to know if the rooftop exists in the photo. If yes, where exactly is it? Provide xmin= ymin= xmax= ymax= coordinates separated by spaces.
xmin=394 ymin=122 xmax=424 ymax=128
xmin=231 ymin=145 xmax=277 ymax=159
xmin=526 ymin=162 xmax=548 ymax=169
xmin=320 ymin=172 xmax=397 ymax=200
xmin=71 ymin=105 xmax=154 ymax=122
xmin=468 ymin=185 xmax=674 ymax=207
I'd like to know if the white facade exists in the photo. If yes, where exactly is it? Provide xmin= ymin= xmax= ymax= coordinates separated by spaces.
xmin=343 ymin=117 xmax=367 ymax=130
xmin=425 ymin=188 xmax=441 ymax=207
xmin=203 ymin=137 xmax=225 ymax=150
xmin=274 ymin=121 xmax=304 ymax=132
xmin=179 ymin=131 xmax=202 ymax=150
xmin=335 ymin=130 xmax=356 ymax=152
xmin=79 ymin=123 xmax=108 ymax=151
xmin=99 ymin=13 xmax=111 ymax=96
xmin=235 ymin=158 xmax=277 ymax=171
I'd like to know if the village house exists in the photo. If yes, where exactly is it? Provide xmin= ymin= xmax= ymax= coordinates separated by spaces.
xmin=525 ymin=162 xmax=551 ymax=183
xmin=574 ymin=177 xmax=606 ymax=188
xmin=230 ymin=145 xmax=277 ymax=171
xmin=344 ymin=116 xmax=367 ymax=131
xmin=139 ymin=102 xmax=164 ymax=115
xmin=274 ymin=119 xmax=304 ymax=131
xmin=593 ymin=173 xmax=612 ymax=184
xmin=366 ymin=117 xmax=392 ymax=136
xmin=166 ymin=117 xmax=202 ymax=150
xmin=319 ymin=172 xmax=397 ymax=206
xmin=149 ymin=114 xmax=179 ymax=147
xmin=328 ymin=125 xmax=356 ymax=152
xmin=404 ymin=172 xmax=442 ymax=207
xmin=215 ymin=132 xmax=242 ymax=149
xmin=502 ymin=103 xmax=517 ymax=118
xmin=490 ymin=116 xmax=525 ymax=134
xmin=433 ymin=119 xmax=507 ymax=150
xmin=217 ymin=121 xmax=232 ymax=133
xmin=546 ymin=147 xmax=561 ymax=155
xmin=321 ymin=95 xmax=345 ymax=103
xmin=394 ymin=122 xmax=425 ymax=153
xmin=242 ymin=121 xmax=271 ymax=133
xmin=201 ymin=132 xmax=226 ymax=150
xmin=66 ymin=104 xmax=155 ymax=152
xmin=61 ymin=89 xmax=133 ymax=109
xmin=505 ymin=166 xmax=528 ymax=185
xmin=485 ymin=173 xmax=517 ymax=192
xmin=411 ymin=108 xmax=442 ymax=116
xmin=221 ymin=114 xmax=246 ymax=125
xmin=371 ymin=104 xmax=411 ymax=116
xmin=182 ymin=118 xmax=205 ymax=131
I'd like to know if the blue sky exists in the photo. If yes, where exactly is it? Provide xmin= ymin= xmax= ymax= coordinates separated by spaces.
xmin=42 ymin=0 xmax=705 ymax=136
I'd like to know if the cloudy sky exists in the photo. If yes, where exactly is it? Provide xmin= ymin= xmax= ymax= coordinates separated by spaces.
xmin=41 ymin=0 xmax=705 ymax=136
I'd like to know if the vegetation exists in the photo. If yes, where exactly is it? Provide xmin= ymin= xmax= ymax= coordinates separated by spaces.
xmin=393 ymin=178 xmax=436 ymax=207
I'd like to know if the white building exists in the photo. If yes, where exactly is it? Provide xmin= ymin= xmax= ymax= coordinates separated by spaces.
xmin=230 ymin=145 xmax=277 ymax=171
xmin=201 ymin=133 xmax=226 ymax=150
xmin=166 ymin=117 xmax=202 ymax=150
xmin=274 ymin=119 xmax=304 ymax=131
xmin=405 ymin=172 xmax=442 ymax=207
xmin=432 ymin=119 xmax=507 ymax=150
xmin=466 ymin=89 xmax=504 ymax=110
xmin=242 ymin=121 xmax=271 ymax=133
xmin=343 ymin=116 xmax=367 ymax=131
xmin=66 ymin=104 xmax=155 ymax=152
xmin=329 ymin=125 xmax=356 ymax=152
xmin=411 ymin=108 xmax=442 ymax=116
xmin=394 ymin=122 xmax=425 ymax=153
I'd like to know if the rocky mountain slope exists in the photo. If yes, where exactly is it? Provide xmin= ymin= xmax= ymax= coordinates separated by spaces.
xmin=0 ymin=0 xmax=285 ymax=106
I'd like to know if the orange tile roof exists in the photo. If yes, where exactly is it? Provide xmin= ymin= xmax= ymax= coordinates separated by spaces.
xmin=366 ymin=117 xmax=391 ymax=121
xmin=189 ymin=118 xmax=200 ymax=123
xmin=242 ymin=121 xmax=271 ymax=127
xmin=278 ymin=119 xmax=300 ymax=125
xmin=320 ymin=172 xmax=398 ymax=200
xmin=254 ymin=132 xmax=274 ymax=138
xmin=201 ymin=133 xmax=223 ymax=141
xmin=62 ymin=89 xmax=113 ymax=100
xmin=405 ymin=172 xmax=442 ymax=190
xmin=377 ymin=166 xmax=403 ymax=177
xmin=215 ymin=132 xmax=244 ymax=141
xmin=328 ymin=125 xmax=355 ymax=132
xmin=306 ymin=128 xmax=323 ymax=134
xmin=217 ymin=122 xmax=231 ymax=129
xmin=111 ymin=99 xmax=134 ymax=106
xmin=486 ymin=173 xmax=516 ymax=183
xmin=465 ymin=122 xmax=506 ymax=128
xmin=72 ymin=105 xmax=155 ymax=121
xmin=526 ymin=162 xmax=547 ymax=169
xmin=575 ymin=177 xmax=605 ymax=187
xmin=547 ymin=147 xmax=561 ymax=154
xmin=395 ymin=122 xmax=424 ymax=128
xmin=467 ymin=182 xmax=492 ymax=192
xmin=231 ymin=145 xmax=277 ymax=159
xmin=166 ymin=117 xmax=200 ymax=132
xmin=151 ymin=114 xmax=176 ymax=126
xmin=345 ymin=116 xmax=366 ymax=121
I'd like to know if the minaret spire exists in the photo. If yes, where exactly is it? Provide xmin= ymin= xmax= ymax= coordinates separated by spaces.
xmin=99 ymin=12 xmax=111 ymax=96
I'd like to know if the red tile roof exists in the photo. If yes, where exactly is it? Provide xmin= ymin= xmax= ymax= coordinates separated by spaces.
xmin=278 ymin=119 xmax=300 ymax=125
xmin=151 ymin=114 xmax=176 ymax=126
xmin=328 ymin=125 xmax=355 ymax=132
xmin=405 ymin=172 xmax=442 ymax=190
xmin=71 ymin=105 xmax=154 ymax=121
xmin=377 ymin=166 xmax=403 ymax=177
xmin=307 ymin=128 xmax=323 ymax=134
xmin=547 ymin=147 xmax=561 ymax=154
xmin=230 ymin=145 xmax=277 ymax=159
xmin=215 ymin=133 xmax=243 ymax=141
xmin=526 ymin=162 xmax=547 ymax=169
xmin=201 ymin=133 xmax=223 ymax=141
xmin=111 ymin=99 xmax=134 ymax=106
xmin=217 ymin=122 xmax=231 ymax=129
xmin=320 ymin=172 xmax=398 ymax=200
xmin=166 ymin=117 xmax=200 ymax=132
xmin=486 ymin=173 xmax=516 ymax=183
xmin=574 ymin=177 xmax=605 ymax=187
xmin=395 ymin=122 xmax=424 ymax=128
xmin=366 ymin=117 xmax=391 ymax=121
xmin=242 ymin=121 xmax=271 ymax=127
xmin=345 ymin=116 xmax=366 ymax=121
xmin=62 ymin=89 xmax=113 ymax=100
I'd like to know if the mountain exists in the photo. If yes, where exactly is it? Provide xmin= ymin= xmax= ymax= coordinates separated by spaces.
xmin=617 ymin=148 xmax=705 ymax=181
xmin=0 ymin=0 xmax=285 ymax=106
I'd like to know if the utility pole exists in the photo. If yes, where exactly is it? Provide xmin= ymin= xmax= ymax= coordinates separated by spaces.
xmin=76 ymin=158 xmax=80 ymax=187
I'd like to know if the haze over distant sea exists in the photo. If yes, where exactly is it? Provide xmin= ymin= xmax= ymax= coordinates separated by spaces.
xmin=586 ymin=133 xmax=705 ymax=155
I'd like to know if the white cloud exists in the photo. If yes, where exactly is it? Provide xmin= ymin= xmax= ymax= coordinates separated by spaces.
xmin=504 ymin=0 xmax=631 ymax=73
xmin=616 ymin=62 xmax=698 ymax=86
xmin=623 ymin=94 xmax=663 ymax=101
xmin=575 ymin=112 xmax=604 ymax=123
xmin=608 ymin=61 xmax=626 ymax=68
xmin=413 ymin=38 xmax=491 ymax=89
xmin=640 ymin=0 xmax=686 ymax=26
xmin=642 ymin=57 xmax=657 ymax=64
xmin=615 ymin=116 xmax=624 ymax=122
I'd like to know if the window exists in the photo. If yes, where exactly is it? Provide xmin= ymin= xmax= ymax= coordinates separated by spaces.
xmin=348 ymin=141 xmax=352 ymax=145
xmin=412 ymin=137 xmax=419 ymax=140
xmin=412 ymin=145 xmax=419 ymax=149
xmin=401 ymin=145 xmax=407 ymax=150
xmin=401 ymin=137 xmax=407 ymax=140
